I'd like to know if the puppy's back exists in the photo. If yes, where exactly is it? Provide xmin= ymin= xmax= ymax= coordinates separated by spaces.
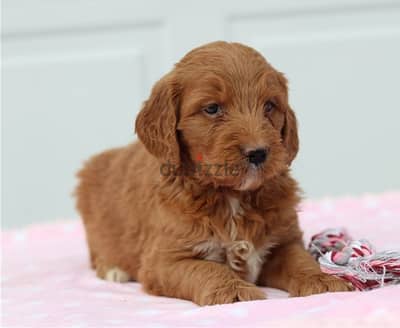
xmin=76 ymin=147 xmax=121 ymax=222
xmin=75 ymin=142 xmax=156 ymax=277
xmin=76 ymin=142 xmax=152 ymax=221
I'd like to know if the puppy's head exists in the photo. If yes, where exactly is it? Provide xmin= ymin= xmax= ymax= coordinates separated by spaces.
xmin=136 ymin=41 xmax=298 ymax=191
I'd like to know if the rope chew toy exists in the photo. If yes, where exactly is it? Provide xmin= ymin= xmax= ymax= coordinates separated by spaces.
xmin=308 ymin=228 xmax=400 ymax=291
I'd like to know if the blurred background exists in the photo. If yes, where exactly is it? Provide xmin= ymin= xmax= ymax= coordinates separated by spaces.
xmin=2 ymin=0 xmax=400 ymax=228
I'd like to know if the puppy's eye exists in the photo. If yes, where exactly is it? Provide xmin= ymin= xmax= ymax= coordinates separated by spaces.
xmin=203 ymin=103 xmax=221 ymax=115
xmin=264 ymin=100 xmax=276 ymax=114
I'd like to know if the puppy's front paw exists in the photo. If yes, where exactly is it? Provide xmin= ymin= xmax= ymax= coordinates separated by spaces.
xmin=198 ymin=279 xmax=266 ymax=306
xmin=104 ymin=267 xmax=131 ymax=283
xmin=226 ymin=241 xmax=253 ymax=272
xmin=289 ymin=273 xmax=353 ymax=297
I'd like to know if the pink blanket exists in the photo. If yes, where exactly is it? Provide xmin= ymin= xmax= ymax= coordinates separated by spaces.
xmin=2 ymin=192 xmax=400 ymax=327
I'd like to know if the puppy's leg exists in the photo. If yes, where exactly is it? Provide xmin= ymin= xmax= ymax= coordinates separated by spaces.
xmin=89 ymin=249 xmax=97 ymax=269
xmin=139 ymin=259 xmax=266 ymax=306
xmin=258 ymin=242 xmax=353 ymax=296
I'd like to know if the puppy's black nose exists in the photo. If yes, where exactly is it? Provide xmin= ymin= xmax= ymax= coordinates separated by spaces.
xmin=246 ymin=148 xmax=268 ymax=166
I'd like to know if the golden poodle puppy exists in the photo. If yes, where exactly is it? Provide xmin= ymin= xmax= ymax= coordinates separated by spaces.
xmin=76 ymin=41 xmax=352 ymax=306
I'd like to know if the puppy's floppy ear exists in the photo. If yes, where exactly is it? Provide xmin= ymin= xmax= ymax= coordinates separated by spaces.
xmin=281 ymin=107 xmax=299 ymax=165
xmin=277 ymin=73 xmax=299 ymax=165
xmin=135 ymin=73 xmax=180 ymax=165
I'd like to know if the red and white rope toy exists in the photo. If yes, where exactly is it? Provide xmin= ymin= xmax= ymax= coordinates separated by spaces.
xmin=308 ymin=228 xmax=400 ymax=291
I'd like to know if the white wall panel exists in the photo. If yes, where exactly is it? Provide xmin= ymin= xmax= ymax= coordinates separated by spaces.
xmin=3 ymin=14 xmax=168 ymax=227
xmin=2 ymin=0 xmax=400 ymax=227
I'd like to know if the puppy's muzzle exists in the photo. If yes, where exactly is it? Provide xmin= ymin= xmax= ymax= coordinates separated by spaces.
xmin=246 ymin=148 xmax=268 ymax=166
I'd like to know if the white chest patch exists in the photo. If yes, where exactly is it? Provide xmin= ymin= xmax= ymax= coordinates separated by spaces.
xmin=193 ymin=239 xmax=274 ymax=283
xmin=192 ymin=240 xmax=225 ymax=263
xmin=228 ymin=196 xmax=243 ymax=217
xmin=226 ymin=196 xmax=244 ymax=241
xmin=192 ymin=196 xmax=273 ymax=283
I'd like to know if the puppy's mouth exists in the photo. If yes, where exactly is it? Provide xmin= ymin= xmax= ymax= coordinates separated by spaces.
xmin=235 ymin=165 xmax=263 ymax=191
xmin=202 ymin=155 xmax=266 ymax=191
xmin=189 ymin=151 xmax=280 ymax=191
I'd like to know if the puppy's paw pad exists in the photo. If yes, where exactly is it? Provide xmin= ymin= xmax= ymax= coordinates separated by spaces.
xmin=105 ymin=267 xmax=131 ymax=283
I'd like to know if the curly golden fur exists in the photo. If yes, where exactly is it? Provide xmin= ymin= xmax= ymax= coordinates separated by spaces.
xmin=76 ymin=41 xmax=352 ymax=306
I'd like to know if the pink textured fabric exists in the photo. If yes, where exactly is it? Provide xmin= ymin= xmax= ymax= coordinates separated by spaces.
xmin=2 ymin=192 xmax=400 ymax=327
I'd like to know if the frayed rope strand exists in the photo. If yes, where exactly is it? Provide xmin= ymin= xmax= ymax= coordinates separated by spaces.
xmin=308 ymin=228 xmax=400 ymax=291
